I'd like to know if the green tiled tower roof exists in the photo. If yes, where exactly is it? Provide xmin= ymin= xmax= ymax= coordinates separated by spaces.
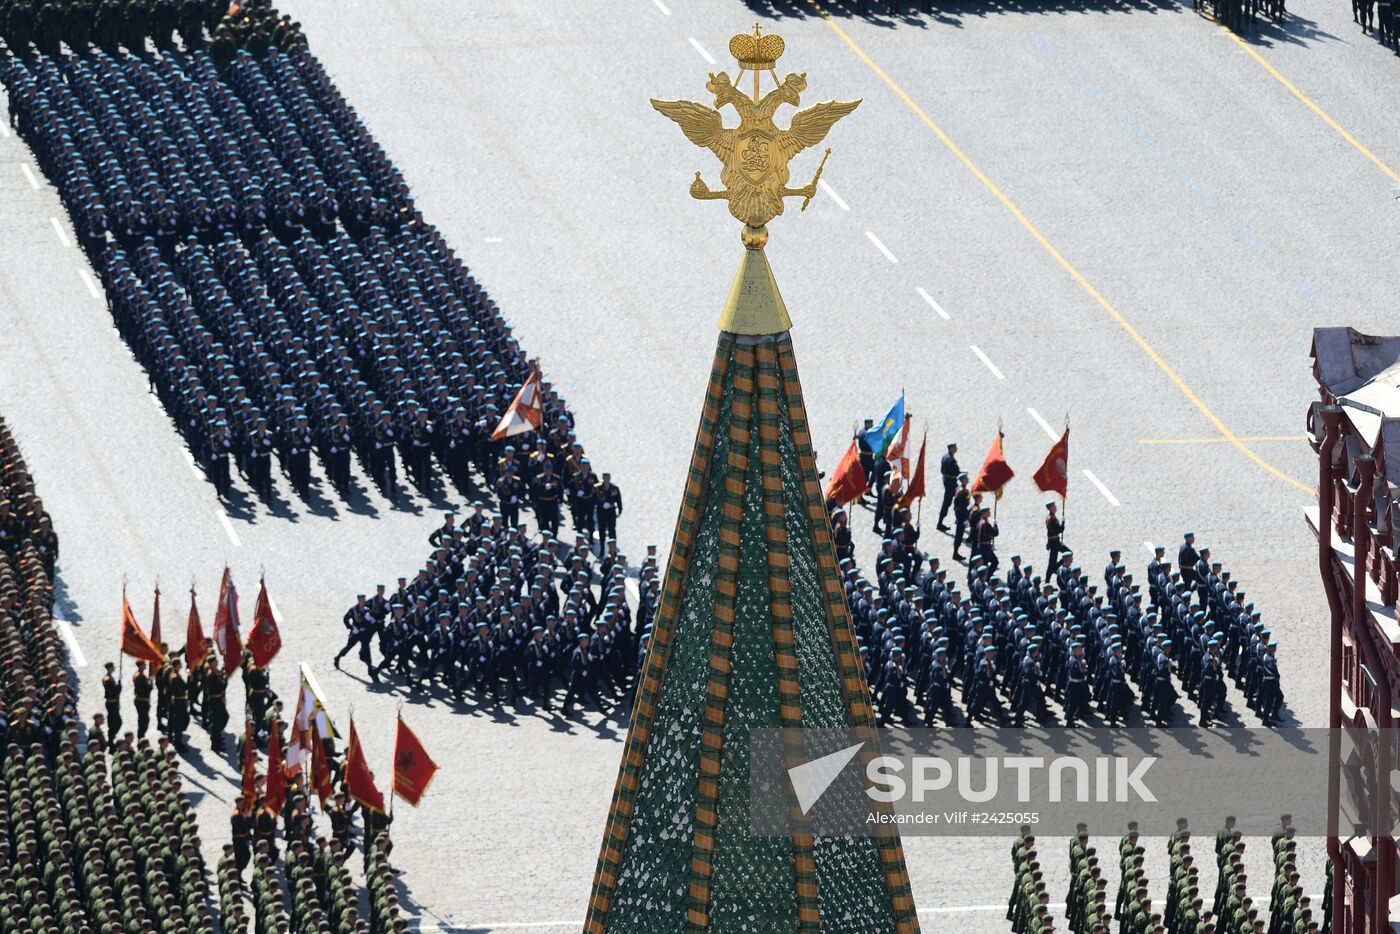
xmin=583 ymin=310 xmax=921 ymax=932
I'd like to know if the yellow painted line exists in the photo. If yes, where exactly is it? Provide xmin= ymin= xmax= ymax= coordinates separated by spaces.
xmin=805 ymin=2 xmax=1312 ymax=495
xmin=1218 ymin=26 xmax=1400 ymax=187
xmin=1137 ymin=435 xmax=1306 ymax=446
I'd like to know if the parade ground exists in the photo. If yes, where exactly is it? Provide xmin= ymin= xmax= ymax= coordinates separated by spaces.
xmin=3 ymin=0 xmax=1398 ymax=929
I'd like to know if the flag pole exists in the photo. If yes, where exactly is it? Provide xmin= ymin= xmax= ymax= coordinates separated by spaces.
xmin=389 ymin=702 xmax=402 ymax=818
xmin=992 ymin=420 xmax=1003 ymax=524
xmin=915 ymin=427 xmax=927 ymax=528
xmin=119 ymin=578 xmax=127 ymax=679
xmin=1062 ymin=413 xmax=1070 ymax=525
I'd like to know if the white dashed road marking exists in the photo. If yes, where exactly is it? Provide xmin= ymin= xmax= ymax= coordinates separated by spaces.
xmin=651 ymin=0 xmax=671 ymax=14
xmin=1025 ymin=407 xmax=1059 ymax=442
xmin=79 ymin=267 xmax=101 ymax=298
xmin=20 ymin=162 xmax=39 ymax=189
xmin=1082 ymin=468 xmax=1121 ymax=507
xmin=688 ymin=36 xmax=715 ymax=64
xmin=484 ymin=237 xmax=503 ymax=243
xmin=916 ymin=287 xmax=949 ymax=320
xmin=820 ymin=179 xmax=849 ymax=211
xmin=50 ymin=217 xmax=71 ymax=248
xmin=969 ymin=345 xmax=1004 ymax=380
xmin=1144 ymin=540 xmax=1156 ymax=554
xmin=216 ymin=510 xmax=242 ymax=547
xmin=56 ymin=620 xmax=87 ymax=668
xmin=180 ymin=447 xmax=204 ymax=480
xmin=865 ymin=230 xmax=897 ymax=263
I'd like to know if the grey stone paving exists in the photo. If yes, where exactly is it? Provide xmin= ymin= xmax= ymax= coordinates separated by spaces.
xmin=1 ymin=0 xmax=1394 ymax=928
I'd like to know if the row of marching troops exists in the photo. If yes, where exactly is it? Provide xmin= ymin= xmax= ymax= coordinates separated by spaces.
xmin=0 ymin=0 xmax=600 ymax=517
xmin=1 ymin=414 xmax=247 ymax=933
xmin=0 ymin=0 xmax=303 ymax=59
xmin=100 ymin=648 xmax=411 ymax=933
xmin=1193 ymin=0 xmax=1287 ymax=33
xmin=1034 ymin=815 xmax=1329 ymax=934
xmin=491 ymin=442 xmax=623 ymax=543
xmin=99 ymin=645 xmax=277 ymax=752
xmin=834 ymin=500 xmax=1285 ymax=729
xmin=336 ymin=507 xmax=657 ymax=718
xmin=222 ymin=722 xmax=404 ymax=932
xmin=1351 ymin=2 xmax=1400 ymax=56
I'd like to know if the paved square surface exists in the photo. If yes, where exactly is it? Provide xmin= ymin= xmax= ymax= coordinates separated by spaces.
xmin=4 ymin=0 xmax=1396 ymax=928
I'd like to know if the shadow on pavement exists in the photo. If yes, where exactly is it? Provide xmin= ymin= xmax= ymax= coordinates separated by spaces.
xmin=739 ymin=0 xmax=1182 ymax=28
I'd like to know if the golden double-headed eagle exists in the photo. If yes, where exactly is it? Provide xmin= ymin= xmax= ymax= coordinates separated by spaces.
xmin=651 ymin=26 xmax=860 ymax=230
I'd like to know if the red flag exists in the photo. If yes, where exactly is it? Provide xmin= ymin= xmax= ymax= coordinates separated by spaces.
xmin=247 ymin=579 xmax=282 ymax=668
xmin=185 ymin=589 xmax=211 ymax=672
xmin=970 ymin=432 xmax=1015 ymax=500
xmin=212 ymin=568 xmax=243 ymax=677
xmin=344 ymin=718 xmax=386 ymax=813
xmin=309 ymin=720 xmax=334 ymax=807
xmin=392 ymin=715 xmax=440 ymax=807
xmin=264 ymin=724 xmax=287 ymax=816
xmin=240 ymin=720 xmax=257 ymax=813
xmin=898 ymin=434 xmax=927 ymax=510
xmin=1032 ymin=428 xmax=1070 ymax=499
xmin=490 ymin=369 xmax=543 ymax=441
xmin=120 ymin=594 xmax=165 ymax=664
xmin=824 ymin=439 xmax=867 ymax=506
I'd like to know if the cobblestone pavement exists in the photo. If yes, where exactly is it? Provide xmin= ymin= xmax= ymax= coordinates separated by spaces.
xmin=3 ymin=0 xmax=1394 ymax=927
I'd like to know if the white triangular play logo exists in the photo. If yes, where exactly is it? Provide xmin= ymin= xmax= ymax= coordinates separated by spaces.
xmin=787 ymin=742 xmax=865 ymax=815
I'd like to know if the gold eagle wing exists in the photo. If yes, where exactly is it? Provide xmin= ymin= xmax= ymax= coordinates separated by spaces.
xmin=650 ymin=99 xmax=735 ymax=162
xmin=778 ymin=99 xmax=862 ymax=160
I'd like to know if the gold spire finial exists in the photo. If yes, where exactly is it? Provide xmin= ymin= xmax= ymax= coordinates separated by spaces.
xmin=650 ymin=30 xmax=860 ymax=234
xmin=651 ymin=31 xmax=859 ymax=334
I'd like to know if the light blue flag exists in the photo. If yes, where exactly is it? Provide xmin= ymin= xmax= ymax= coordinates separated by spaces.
xmin=864 ymin=394 xmax=905 ymax=459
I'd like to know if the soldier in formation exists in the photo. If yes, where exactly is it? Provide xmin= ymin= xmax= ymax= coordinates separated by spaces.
xmin=339 ymin=503 xmax=653 ymax=719
xmin=838 ymin=498 xmax=1287 ymax=732
xmin=0 ymin=4 xmax=603 ymax=529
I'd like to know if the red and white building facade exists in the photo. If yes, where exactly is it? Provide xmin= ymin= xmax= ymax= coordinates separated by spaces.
xmin=1309 ymin=326 xmax=1400 ymax=933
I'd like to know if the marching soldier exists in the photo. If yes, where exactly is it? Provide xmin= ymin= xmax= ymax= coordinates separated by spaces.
xmin=968 ymin=645 xmax=1008 ymax=726
xmin=286 ymin=411 xmax=314 ymax=500
xmin=1014 ymin=643 xmax=1045 ymax=727
xmin=570 ymin=459 xmax=598 ymax=542
xmin=246 ymin=417 xmax=275 ymax=499
xmin=1199 ymin=640 xmax=1225 ymax=727
xmin=523 ymin=625 xmax=555 ymax=709
xmin=563 ymin=632 xmax=610 ymax=716
xmin=496 ymin=464 xmax=523 ymax=530
xmin=532 ymin=461 xmax=563 ymax=537
xmin=203 ymin=655 xmax=229 ymax=747
xmin=102 ymin=661 xmax=123 ymax=743
xmin=335 ymin=594 xmax=377 ymax=677
xmin=596 ymin=472 xmax=623 ymax=544
xmin=922 ymin=644 xmax=957 ymax=726
xmin=937 ymin=441 xmax=959 ymax=530
xmin=1045 ymin=500 xmax=1065 ymax=570
xmin=1064 ymin=641 xmax=1088 ymax=728
xmin=164 ymin=657 xmax=189 ymax=748
xmin=951 ymin=472 xmax=971 ymax=561
xmin=132 ymin=660 xmax=152 ymax=738
xmin=975 ymin=506 xmax=1000 ymax=574
xmin=465 ymin=621 xmax=499 ymax=703
xmin=231 ymin=800 xmax=253 ymax=873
